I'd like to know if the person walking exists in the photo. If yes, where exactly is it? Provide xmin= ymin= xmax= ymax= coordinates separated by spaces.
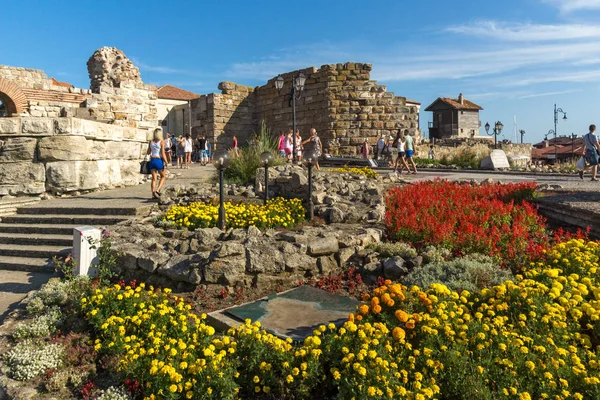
xmin=183 ymin=134 xmax=193 ymax=169
xmin=580 ymin=124 xmax=600 ymax=181
xmin=429 ymin=145 xmax=435 ymax=160
xmin=278 ymin=131 xmax=286 ymax=158
xmin=302 ymin=128 xmax=322 ymax=170
xmin=207 ymin=141 xmax=212 ymax=163
xmin=284 ymin=130 xmax=293 ymax=162
xmin=404 ymin=132 xmax=417 ymax=174
xmin=361 ymin=138 xmax=370 ymax=159
xmin=295 ymin=129 xmax=303 ymax=162
xmin=232 ymin=135 xmax=239 ymax=157
xmin=198 ymin=135 xmax=209 ymax=166
xmin=377 ymin=135 xmax=386 ymax=160
xmin=147 ymin=128 xmax=168 ymax=199
xmin=176 ymin=135 xmax=185 ymax=169
xmin=393 ymin=133 xmax=411 ymax=174
xmin=164 ymin=133 xmax=173 ymax=166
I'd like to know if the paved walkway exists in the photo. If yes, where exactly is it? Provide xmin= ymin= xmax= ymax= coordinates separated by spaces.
xmin=0 ymin=163 xmax=216 ymax=324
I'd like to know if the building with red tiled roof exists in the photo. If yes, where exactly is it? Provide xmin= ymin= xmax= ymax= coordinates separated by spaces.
xmin=156 ymin=85 xmax=201 ymax=137
xmin=425 ymin=93 xmax=483 ymax=140
xmin=157 ymin=84 xmax=200 ymax=101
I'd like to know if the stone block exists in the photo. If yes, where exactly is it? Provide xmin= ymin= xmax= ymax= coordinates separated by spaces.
xmin=21 ymin=118 xmax=52 ymax=135
xmin=0 ymin=118 xmax=19 ymax=134
xmin=38 ymin=135 xmax=90 ymax=161
xmin=105 ymin=140 xmax=141 ymax=160
xmin=0 ymin=162 xmax=45 ymax=195
xmin=96 ymin=160 xmax=122 ymax=186
xmin=308 ymin=237 xmax=339 ymax=256
xmin=0 ymin=137 xmax=37 ymax=162
xmin=45 ymin=160 xmax=100 ymax=192
xmin=118 ymin=160 xmax=144 ymax=186
xmin=480 ymin=149 xmax=510 ymax=170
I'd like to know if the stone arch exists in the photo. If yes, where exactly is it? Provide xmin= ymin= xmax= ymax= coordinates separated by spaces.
xmin=0 ymin=78 xmax=27 ymax=115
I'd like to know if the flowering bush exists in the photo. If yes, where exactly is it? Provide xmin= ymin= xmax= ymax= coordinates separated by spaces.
xmin=329 ymin=166 xmax=378 ymax=179
xmin=163 ymin=197 xmax=305 ymax=230
xmin=3 ymin=340 xmax=64 ymax=381
xmin=385 ymin=180 xmax=546 ymax=266
xmin=13 ymin=307 xmax=62 ymax=339
xmin=78 ymin=238 xmax=600 ymax=399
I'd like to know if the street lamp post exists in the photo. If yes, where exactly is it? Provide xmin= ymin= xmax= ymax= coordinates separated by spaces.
xmin=484 ymin=121 xmax=503 ymax=149
xmin=214 ymin=151 xmax=231 ymax=230
xmin=303 ymin=149 xmax=317 ymax=221
xmin=547 ymin=129 xmax=556 ymax=162
xmin=519 ymin=129 xmax=526 ymax=144
xmin=274 ymin=72 xmax=306 ymax=164
xmin=553 ymin=104 xmax=568 ymax=162
xmin=260 ymin=151 xmax=273 ymax=205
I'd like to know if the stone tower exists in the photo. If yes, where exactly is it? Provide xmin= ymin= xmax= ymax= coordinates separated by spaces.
xmin=87 ymin=47 xmax=143 ymax=93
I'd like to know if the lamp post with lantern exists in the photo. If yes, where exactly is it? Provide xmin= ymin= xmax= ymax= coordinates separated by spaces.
xmin=553 ymin=104 xmax=568 ymax=162
xmin=303 ymin=149 xmax=317 ymax=221
xmin=260 ymin=151 xmax=274 ymax=205
xmin=213 ymin=150 xmax=231 ymax=230
xmin=519 ymin=129 xmax=526 ymax=144
xmin=274 ymin=72 xmax=306 ymax=164
xmin=484 ymin=121 xmax=504 ymax=149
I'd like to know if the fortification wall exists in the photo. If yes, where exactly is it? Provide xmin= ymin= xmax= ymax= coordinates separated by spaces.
xmin=191 ymin=63 xmax=420 ymax=154
xmin=0 ymin=117 xmax=150 ymax=196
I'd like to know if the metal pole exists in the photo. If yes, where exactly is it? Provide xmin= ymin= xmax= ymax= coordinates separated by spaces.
xmin=188 ymin=100 xmax=192 ymax=137
xmin=494 ymin=129 xmax=497 ymax=149
xmin=218 ymin=167 xmax=226 ymax=230
xmin=264 ymin=164 xmax=269 ymax=205
xmin=292 ymin=83 xmax=297 ymax=164
xmin=307 ymin=164 xmax=314 ymax=220
xmin=554 ymin=104 xmax=558 ymax=163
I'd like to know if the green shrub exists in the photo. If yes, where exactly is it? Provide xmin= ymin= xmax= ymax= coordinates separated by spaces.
xmin=4 ymin=340 xmax=64 ymax=380
xmin=368 ymin=242 xmax=418 ymax=259
xmin=13 ymin=307 xmax=62 ymax=339
xmin=402 ymin=253 xmax=513 ymax=292
xmin=224 ymin=120 xmax=285 ymax=184
xmin=421 ymin=245 xmax=451 ymax=264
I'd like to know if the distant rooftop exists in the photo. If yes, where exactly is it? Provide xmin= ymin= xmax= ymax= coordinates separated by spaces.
xmin=425 ymin=93 xmax=483 ymax=111
xmin=50 ymin=77 xmax=73 ymax=88
xmin=157 ymin=84 xmax=200 ymax=101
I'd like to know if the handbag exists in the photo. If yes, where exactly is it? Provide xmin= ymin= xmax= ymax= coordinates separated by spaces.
xmin=140 ymin=155 xmax=151 ymax=175
xmin=576 ymin=156 xmax=586 ymax=170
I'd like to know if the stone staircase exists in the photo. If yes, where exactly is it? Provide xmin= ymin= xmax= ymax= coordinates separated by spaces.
xmin=0 ymin=201 xmax=150 ymax=272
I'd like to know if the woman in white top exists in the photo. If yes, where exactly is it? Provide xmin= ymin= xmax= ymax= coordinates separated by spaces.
xmin=147 ymin=128 xmax=168 ymax=199
xmin=393 ymin=133 xmax=411 ymax=174
xmin=302 ymin=128 xmax=323 ymax=170
xmin=184 ymin=134 xmax=193 ymax=169
xmin=295 ymin=130 xmax=303 ymax=162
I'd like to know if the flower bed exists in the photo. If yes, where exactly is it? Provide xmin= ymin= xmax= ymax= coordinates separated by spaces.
xmin=72 ymin=239 xmax=600 ymax=399
xmin=385 ymin=180 xmax=546 ymax=265
xmin=329 ymin=166 xmax=378 ymax=179
xmin=163 ymin=197 xmax=305 ymax=230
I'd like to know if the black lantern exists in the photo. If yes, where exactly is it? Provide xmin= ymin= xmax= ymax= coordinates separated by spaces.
xmin=484 ymin=121 xmax=503 ymax=149
xmin=260 ymin=151 xmax=274 ymax=204
xmin=553 ymin=104 xmax=567 ymax=163
xmin=303 ymin=149 xmax=317 ymax=221
xmin=519 ymin=129 xmax=526 ymax=144
xmin=213 ymin=151 xmax=231 ymax=230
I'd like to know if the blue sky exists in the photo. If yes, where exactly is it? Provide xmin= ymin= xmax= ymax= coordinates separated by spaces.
xmin=2 ymin=0 xmax=600 ymax=143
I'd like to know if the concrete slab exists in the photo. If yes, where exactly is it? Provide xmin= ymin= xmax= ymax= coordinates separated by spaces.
xmin=0 ymin=270 xmax=55 ymax=324
xmin=209 ymin=286 xmax=358 ymax=341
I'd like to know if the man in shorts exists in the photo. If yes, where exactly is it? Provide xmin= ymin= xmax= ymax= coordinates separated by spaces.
xmin=404 ymin=133 xmax=417 ymax=174
xmin=198 ymin=135 xmax=209 ymax=166
xmin=580 ymin=124 xmax=600 ymax=181
xmin=164 ymin=133 xmax=173 ymax=166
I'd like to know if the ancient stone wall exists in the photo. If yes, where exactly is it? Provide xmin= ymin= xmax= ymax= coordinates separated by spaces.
xmin=414 ymin=142 xmax=532 ymax=163
xmin=190 ymin=63 xmax=420 ymax=154
xmin=0 ymin=117 xmax=150 ymax=196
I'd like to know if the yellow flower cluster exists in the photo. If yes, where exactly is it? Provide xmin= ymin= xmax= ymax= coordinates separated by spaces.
xmin=356 ymin=239 xmax=600 ymax=399
xmin=163 ymin=197 xmax=305 ymax=230
xmin=80 ymin=239 xmax=600 ymax=399
xmin=329 ymin=166 xmax=378 ymax=179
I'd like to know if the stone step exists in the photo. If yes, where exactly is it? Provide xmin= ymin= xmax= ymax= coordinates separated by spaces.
xmin=0 ymin=244 xmax=71 ymax=259
xmin=0 ymin=233 xmax=72 ymax=247
xmin=0 ymin=224 xmax=78 ymax=235
xmin=17 ymin=206 xmax=149 ymax=216
xmin=0 ymin=256 xmax=55 ymax=272
xmin=1 ymin=214 xmax=131 ymax=226
xmin=0 ymin=208 xmax=17 ymax=217
xmin=0 ymin=198 xmax=40 ymax=211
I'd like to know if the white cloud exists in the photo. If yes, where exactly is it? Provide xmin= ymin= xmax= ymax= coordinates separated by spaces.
xmin=516 ymin=90 xmax=579 ymax=99
xmin=543 ymin=0 xmax=600 ymax=12
xmin=447 ymin=20 xmax=600 ymax=41
xmin=130 ymin=57 xmax=197 ymax=75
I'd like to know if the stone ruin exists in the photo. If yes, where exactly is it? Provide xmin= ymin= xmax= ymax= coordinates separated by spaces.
xmin=87 ymin=47 xmax=143 ymax=92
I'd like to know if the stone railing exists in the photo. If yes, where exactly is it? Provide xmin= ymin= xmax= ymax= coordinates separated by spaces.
xmin=0 ymin=117 xmax=151 ymax=196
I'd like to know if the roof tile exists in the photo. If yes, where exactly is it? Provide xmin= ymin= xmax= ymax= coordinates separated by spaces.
xmin=157 ymin=84 xmax=200 ymax=101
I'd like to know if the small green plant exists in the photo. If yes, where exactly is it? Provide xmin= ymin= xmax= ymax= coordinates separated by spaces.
xmin=402 ymin=253 xmax=513 ymax=292
xmin=54 ymin=254 xmax=76 ymax=280
xmin=224 ymin=120 xmax=285 ymax=184
xmin=368 ymin=242 xmax=418 ymax=259
xmin=13 ymin=307 xmax=62 ymax=339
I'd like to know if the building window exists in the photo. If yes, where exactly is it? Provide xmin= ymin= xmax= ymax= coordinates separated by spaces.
xmin=161 ymin=120 xmax=167 ymax=127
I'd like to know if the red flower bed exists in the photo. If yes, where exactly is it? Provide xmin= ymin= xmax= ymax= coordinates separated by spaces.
xmin=385 ymin=180 xmax=548 ymax=265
